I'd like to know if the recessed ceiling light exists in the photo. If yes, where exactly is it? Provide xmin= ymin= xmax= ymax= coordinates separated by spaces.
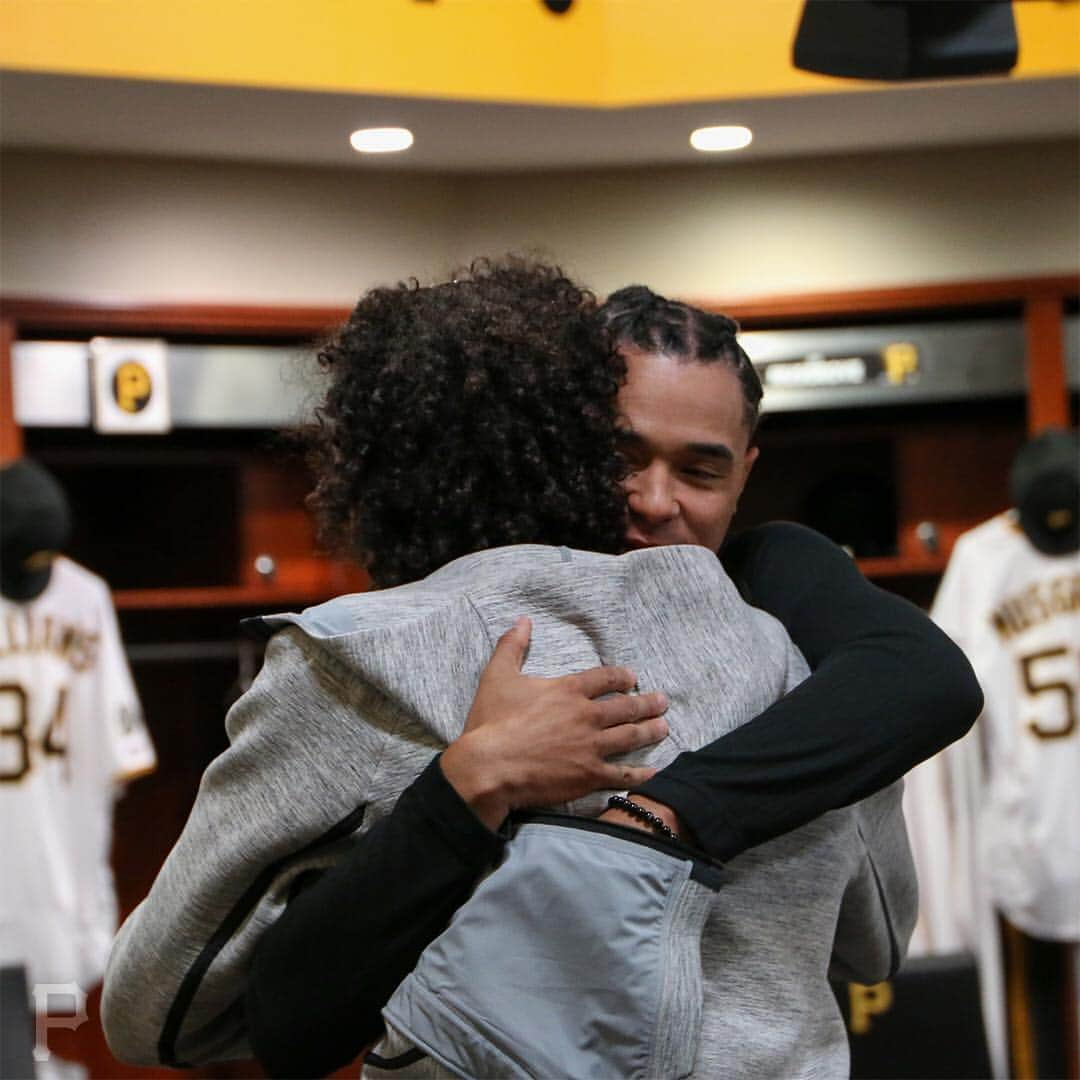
xmin=350 ymin=127 xmax=415 ymax=154
xmin=690 ymin=125 xmax=753 ymax=153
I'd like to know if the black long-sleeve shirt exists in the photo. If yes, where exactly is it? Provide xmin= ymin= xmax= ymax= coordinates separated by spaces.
xmin=245 ymin=522 xmax=982 ymax=1077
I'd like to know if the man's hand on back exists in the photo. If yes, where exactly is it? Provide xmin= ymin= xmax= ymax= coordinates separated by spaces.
xmin=440 ymin=617 xmax=670 ymax=831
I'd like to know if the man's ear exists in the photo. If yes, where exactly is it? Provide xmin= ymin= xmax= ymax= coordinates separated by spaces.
xmin=741 ymin=444 xmax=760 ymax=485
xmin=730 ymin=444 xmax=759 ymax=514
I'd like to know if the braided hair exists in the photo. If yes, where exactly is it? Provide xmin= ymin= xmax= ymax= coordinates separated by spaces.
xmin=600 ymin=286 xmax=763 ymax=434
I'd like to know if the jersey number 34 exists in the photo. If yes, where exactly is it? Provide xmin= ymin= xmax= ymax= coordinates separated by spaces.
xmin=0 ymin=683 xmax=69 ymax=783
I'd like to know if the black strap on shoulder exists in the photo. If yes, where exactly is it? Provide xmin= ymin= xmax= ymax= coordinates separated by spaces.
xmin=365 ymin=1046 xmax=429 ymax=1070
xmin=158 ymin=802 xmax=368 ymax=1067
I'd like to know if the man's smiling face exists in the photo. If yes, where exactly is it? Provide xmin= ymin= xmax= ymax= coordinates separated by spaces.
xmin=617 ymin=347 xmax=758 ymax=554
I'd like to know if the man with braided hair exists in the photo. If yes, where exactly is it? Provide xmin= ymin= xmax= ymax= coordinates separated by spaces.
xmin=103 ymin=265 xmax=978 ymax=1078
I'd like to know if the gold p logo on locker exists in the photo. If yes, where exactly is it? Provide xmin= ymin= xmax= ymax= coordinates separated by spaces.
xmin=113 ymin=361 xmax=153 ymax=414
xmin=883 ymin=342 xmax=919 ymax=386
xmin=90 ymin=338 xmax=172 ymax=433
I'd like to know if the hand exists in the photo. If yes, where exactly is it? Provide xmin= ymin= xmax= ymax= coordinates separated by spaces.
xmin=440 ymin=617 xmax=670 ymax=830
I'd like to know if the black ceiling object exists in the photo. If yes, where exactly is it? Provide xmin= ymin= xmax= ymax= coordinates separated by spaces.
xmin=793 ymin=1 xmax=1018 ymax=80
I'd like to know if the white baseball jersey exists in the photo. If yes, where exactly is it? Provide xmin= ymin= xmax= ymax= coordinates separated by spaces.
xmin=916 ymin=511 xmax=1079 ymax=942
xmin=904 ymin=512 xmax=1078 ymax=1078
xmin=0 ymin=556 xmax=156 ymax=992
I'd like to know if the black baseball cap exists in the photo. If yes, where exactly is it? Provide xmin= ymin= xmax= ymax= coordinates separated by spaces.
xmin=1009 ymin=429 xmax=1079 ymax=557
xmin=0 ymin=459 xmax=73 ymax=601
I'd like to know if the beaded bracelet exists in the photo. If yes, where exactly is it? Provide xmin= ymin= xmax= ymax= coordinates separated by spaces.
xmin=606 ymin=794 xmax=679 ymax=842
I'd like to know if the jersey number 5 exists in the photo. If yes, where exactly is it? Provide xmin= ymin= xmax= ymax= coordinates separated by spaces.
xmin=1020 ymin=647 xmax=1077 ymax=739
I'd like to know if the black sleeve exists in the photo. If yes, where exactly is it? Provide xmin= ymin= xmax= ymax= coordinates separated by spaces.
xmin=633 ymin=521 xmax=983 ymax=861
xmin=244 ymin=755 xmax=504 ymax=1079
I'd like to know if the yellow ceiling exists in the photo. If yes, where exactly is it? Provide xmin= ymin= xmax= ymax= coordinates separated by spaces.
xmin=2 ymin=0 xmax=1077 ymax=107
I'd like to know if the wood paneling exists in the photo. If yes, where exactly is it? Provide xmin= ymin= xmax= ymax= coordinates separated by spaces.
xmin=0 ymin=317 xmax=25 ymax=462
xmin=0 ymin=298 xmax=348 ymax=338
xmin=896 ymin=423 xmax=1025 ymax=561
xmin=698 ymin=274 xmax=1080 ymax=328
xmin=1024 ymin=296 xmax=1070 ymax=432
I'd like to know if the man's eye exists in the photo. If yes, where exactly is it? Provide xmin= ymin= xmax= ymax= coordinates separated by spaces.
xmin=684 ymin=467 xmax=720 ymax=481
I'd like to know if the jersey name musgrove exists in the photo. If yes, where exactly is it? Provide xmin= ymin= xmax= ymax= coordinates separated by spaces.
xmin=991 ymin=572 xmax=1080 ymax=642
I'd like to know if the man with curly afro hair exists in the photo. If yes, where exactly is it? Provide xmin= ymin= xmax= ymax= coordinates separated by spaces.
xmin=304 ymin=258 xmax=633 ymax=588
xmin=104 ymin=260 xmax=980 ymax=1080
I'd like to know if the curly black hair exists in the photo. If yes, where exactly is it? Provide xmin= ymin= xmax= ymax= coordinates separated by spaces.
xmin=600 ymin=285 xmax=763 ymax=434
xmin=302 ymin=258 xmax=629 ymax=588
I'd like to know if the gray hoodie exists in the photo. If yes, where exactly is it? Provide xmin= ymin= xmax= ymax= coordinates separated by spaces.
xmin=102 ymin=543 xmax=915 ymax=1076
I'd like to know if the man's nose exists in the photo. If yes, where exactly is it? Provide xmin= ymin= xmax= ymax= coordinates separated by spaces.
xmin=626 ymin=465 xmax=679 ymax=522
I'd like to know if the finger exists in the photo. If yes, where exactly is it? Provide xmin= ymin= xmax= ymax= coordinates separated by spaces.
xmin=604 ymin=763 xmax=660 ymax=789
xmin=486 ymin=617 xmax=532 ymax=675
xmin=591 ymin=690 xmax=668 ymax=728
xmin=596 ymin=715 xmax=669 ymax=758
xmin=566 ymin=664 xmax=638 ymax=699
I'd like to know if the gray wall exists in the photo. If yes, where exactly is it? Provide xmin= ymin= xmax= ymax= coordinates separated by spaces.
xmin=2 ymin=140 xmax=1077 ymax=305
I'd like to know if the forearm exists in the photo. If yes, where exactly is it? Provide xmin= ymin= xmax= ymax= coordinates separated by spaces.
xmin=634 ymin=523 xmax=982 ymax=860
xmin=245 ymin=756 xmax=503 ymax=1078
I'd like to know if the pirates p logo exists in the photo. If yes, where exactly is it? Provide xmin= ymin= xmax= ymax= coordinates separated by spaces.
xmin=90 ymin=338 xmax=170 ymax=433
xmin=113 ymin=361 xmax=153 ymax=414
xmin=848 ymin=981 xmax=894 ymax=1034
xmin=883 ymin=342 xmax=919 ymax=386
